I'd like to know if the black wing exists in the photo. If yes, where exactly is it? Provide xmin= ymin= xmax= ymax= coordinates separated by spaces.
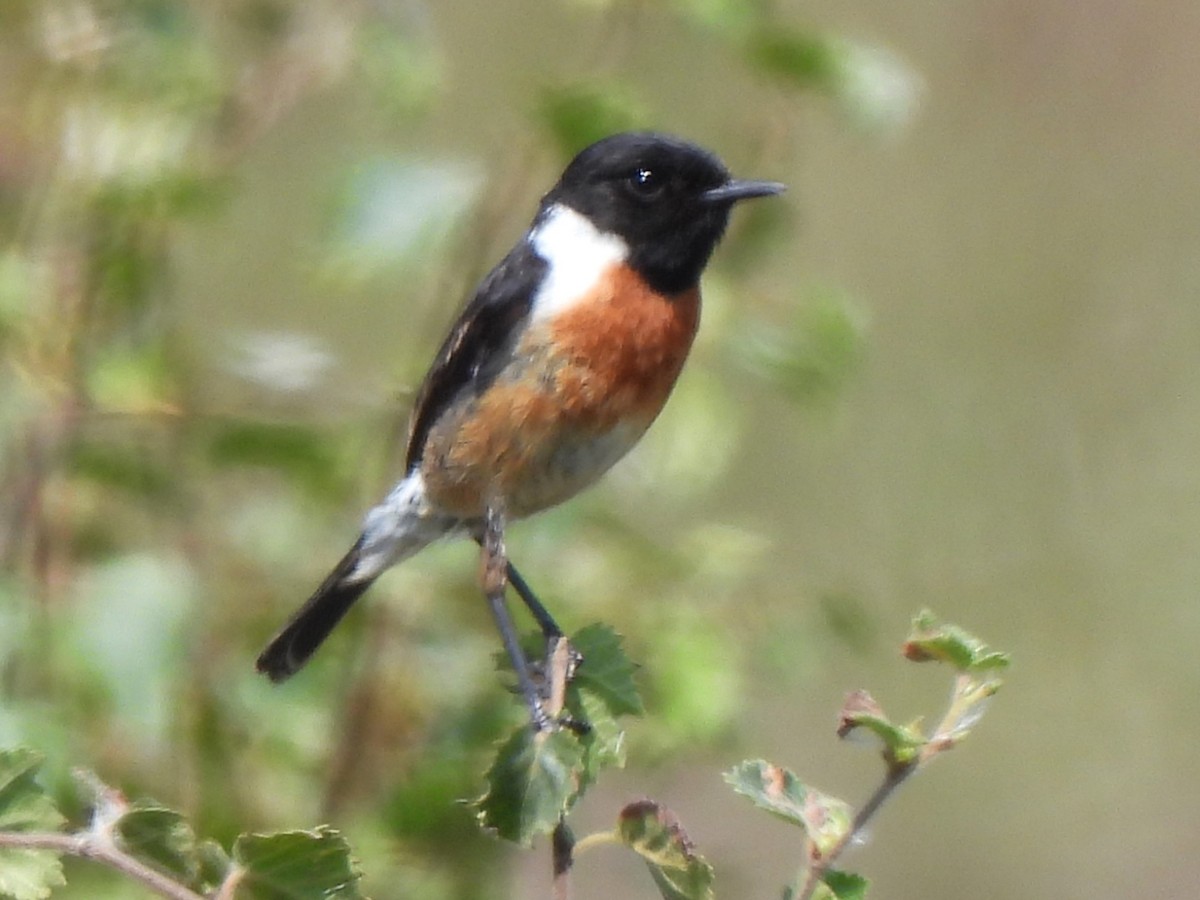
xmin=404 ymin=239 xmax=548 ymax=471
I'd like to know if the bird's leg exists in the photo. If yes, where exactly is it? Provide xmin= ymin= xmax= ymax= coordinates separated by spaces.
xmin=480 ymin=504 xmax=552 ymax=732
xmin=472 ymin=540 xmax=583 ymax=685
xmin=501 ymin=559 xmax=587 ymax=734
xmin=504 ymin=560 xmax=563 ymax=640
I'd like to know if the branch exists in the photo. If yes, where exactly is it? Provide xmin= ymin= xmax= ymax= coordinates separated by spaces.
xmin=552 ymin=821 xmax=573 ymax=900
xmin=794 ymin=762 xmax=915 ymax=900
xmin=0 ymin=831 xmax=205 ymax=900
xmin=548 ymin=635 xmax=574 ymax=900
xmin=795 ymin=672 xmax=989 ymax=899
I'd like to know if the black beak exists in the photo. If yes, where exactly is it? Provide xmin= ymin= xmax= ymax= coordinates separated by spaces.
xmin=701 ymin=179 xmax=786 ymax=205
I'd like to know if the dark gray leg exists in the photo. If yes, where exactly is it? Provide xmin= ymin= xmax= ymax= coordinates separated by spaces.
xmin=480 ymin=505 xmax=551 ymax=732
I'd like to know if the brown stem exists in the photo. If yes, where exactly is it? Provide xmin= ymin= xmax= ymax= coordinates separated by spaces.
xmin=795 ymin=674 xmax=979 ymax=898
xmin=547 ymin=637 xmax=576 ymax=898
xmin=552 ymin=820 xmax=574 ymax=900
xmin=0 ymin=831 xmax=205 ymax=900
xmin=793 ymin=762 xmax=917 ymax=900
xmin=545 ymin=636 xmax=572 ymax=719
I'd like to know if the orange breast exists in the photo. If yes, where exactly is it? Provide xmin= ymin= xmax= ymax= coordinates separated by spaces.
xmin=420 ymin=264 xmax=700 ymax=519
xmin=542 ymin=263 xmax=700 ymax=427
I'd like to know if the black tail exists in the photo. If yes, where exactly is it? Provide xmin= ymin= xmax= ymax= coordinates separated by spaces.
xmin=256 ymin=541 xmax=376 ymax=682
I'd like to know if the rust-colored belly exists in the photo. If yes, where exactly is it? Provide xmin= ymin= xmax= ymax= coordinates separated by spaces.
xmin=419 ymin=265 xmax=700 ymax=519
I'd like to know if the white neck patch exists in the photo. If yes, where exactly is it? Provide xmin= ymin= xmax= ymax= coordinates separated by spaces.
xmin=529 ymin=204 xmax=629 ymax=321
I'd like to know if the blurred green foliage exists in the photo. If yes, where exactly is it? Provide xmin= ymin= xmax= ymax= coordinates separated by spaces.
xmin=0 ymin=0 xmax=915 ymax=896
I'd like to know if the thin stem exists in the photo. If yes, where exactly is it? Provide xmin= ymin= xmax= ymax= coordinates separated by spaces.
xmin=795 ymin=674 xmax=979 ymax=899
xmin=214 ymin=866 xmax=244 ymax=900
xmin=0 ymin=831 xmax=205 ymax=900
xmin=545 ymin=636 xmax=571 ymax=719
xmin=552 ymin=821 xmax=573 ymax=900
xmin=570 ymin=830 xmax=621 ymax=856
xmin=548 ymin=638 xmax=576 ymax=899
xmin=793 ymin=762 xmax=916 ymax=900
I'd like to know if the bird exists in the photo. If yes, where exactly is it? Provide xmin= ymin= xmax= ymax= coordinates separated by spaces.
xmin=256 ymin=131 xmax=784 ymax=729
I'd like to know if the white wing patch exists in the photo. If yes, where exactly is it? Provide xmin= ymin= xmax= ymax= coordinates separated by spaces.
xmin=529 ymin=204 xmax=629 ymax=322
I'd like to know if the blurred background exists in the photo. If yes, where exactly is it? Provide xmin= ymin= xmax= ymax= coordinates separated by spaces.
xmin=2 ymin=1 xmax=1199 ymax=898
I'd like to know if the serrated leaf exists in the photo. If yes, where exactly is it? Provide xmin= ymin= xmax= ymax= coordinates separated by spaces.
xmin=232 ymin=827 xmax=361 ymax=900
xmin=115 ymin=806 xmax=200 ymax=887
xmin=569 ymin=689 xmax=626 ymax=794
xmin=0 ymin=749 xmax=67 ymax=900
xmin=813 ymin=869 xmax=868 ymax=900
xmin=724 ymin=760 xmax=851 ymax=858
xmin=474 ymin=726 xmax=585 ymax=846
xmin=571 ymin=624 xmax=643 ymax=717
xmin=836 ymin=690 xmax=925 ymax=767
xmin=902 ymin=610 xmax=1011 ymax=674
xmin=616 ymin=800 xmax=714 ymax=900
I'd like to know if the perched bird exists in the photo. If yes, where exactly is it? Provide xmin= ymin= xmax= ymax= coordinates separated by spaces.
xmin=256 ymin=132 xmax=783 ymax=728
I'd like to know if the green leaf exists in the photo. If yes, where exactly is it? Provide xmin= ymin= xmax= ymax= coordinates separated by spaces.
xmin=474 ymin=727 xmax=585 ymax=846
xmin=115 ymin=806 xmax=201 ymax=888
xmin=649 ymin=615 xmax=742 ymax=747
xmin=616 ymin=800 xmax=714 ymax=900
xmin=232 ymin=828 xmax=361 ymax=900
xmin=836 ymin=690 xmax=925 ymax=767
xmin=355 ymin=26 xmax=441 ymax=118
xmin=746 ymin=29 xmax=921 ymax=135
xmin=69 ymin=440 xmax=179 ymax=506
xmin=86 ymin=344 xmax=178 ymax=415
xmin=937 ymin=676 xmax=1003 ymax=745
xmin=736 ymin=291 xmax=867 ymax=405
xmin=570 ymin=624 xmax=644 ymax=717
xmin=673 ymin=0 xmax=766 ymax=36
xmin=724 ymin=760 xmax=852 ymax=858
xmin=813 ymin=869 xmax=868 ymax=900
xmin=537 ymin=82 xmax=649 ymax=159
xmin=0 ymin=749 xmax=66 ymax=900
xmin=197 ymin=840 xmax=233 ymax=893
xmin=570 ymin=689 xmax=626 ymax=793
xmin=746 ymin=28 xmax=841 ymax=90
xmin=206 ymin=421 xmax=344 ymax=497
xmin=903 ymin=610 xmax=1011 ymax=674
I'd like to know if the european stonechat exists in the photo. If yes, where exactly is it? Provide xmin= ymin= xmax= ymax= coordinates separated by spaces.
xmin=256 ymin=132 xmax=784 ymax=729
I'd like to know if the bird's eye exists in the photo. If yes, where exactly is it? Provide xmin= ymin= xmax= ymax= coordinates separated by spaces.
xmin=626 ymin=166 xmax=666 ymax=199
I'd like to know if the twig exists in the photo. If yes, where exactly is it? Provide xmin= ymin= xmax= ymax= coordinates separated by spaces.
xmin=552 ymin=821 xmax=574 ymax=900
xmin=0 ymin=831 xmax=205 ymax=900
xmin=545 ymin=636 xmax=572 ymax=719
xmin=214 ymin=864 xmax=244 ymax=900
xmin=795 ymin=673 xmax=980 ymax=899
xmin=794 ymin=763 xmax=916 ymax=900
xmin=547 ymin=636 xmax=574 ymax=900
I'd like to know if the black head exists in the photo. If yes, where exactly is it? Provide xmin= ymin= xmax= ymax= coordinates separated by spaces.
xmin=543 ymin=132 xmax=784 ymax=294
